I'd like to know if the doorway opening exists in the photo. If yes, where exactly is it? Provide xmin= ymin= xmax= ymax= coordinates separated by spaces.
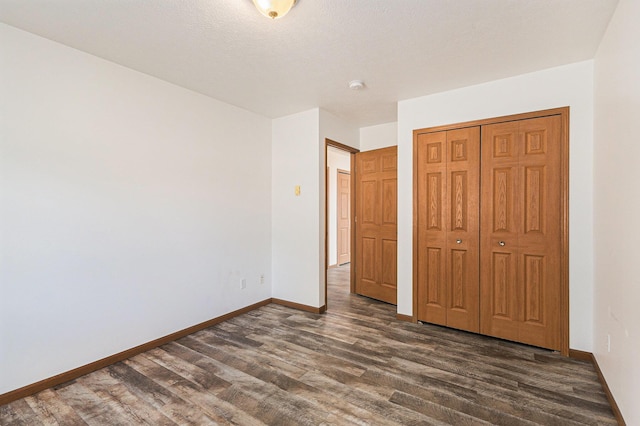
xmin=325 ymin=139 xmax=358 ymax=310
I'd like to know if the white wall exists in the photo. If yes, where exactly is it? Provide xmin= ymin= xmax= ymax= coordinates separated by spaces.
xmin=593 ymin=0 xmax=640 ymax=422
xmin=272 ymin=108 xmax=358 ymax=308
xmin=327 ymin=147 xmax=351 ymax=267
xmin=320 ymin=110 xmax=360 ymax=153
xmin=398 ymin=61 xmax=595 ymax=351
xmin=360 ymin=122 xmax=398 ymax=152
xmin=0 ymin=24 xmax=272 ymax=394
xmin=271 ymin=109 xmax=321 ymax=307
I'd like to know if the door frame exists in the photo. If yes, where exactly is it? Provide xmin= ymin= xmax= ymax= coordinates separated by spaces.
xmin=325 ymin=139 xmax=359 ymax=307
xmin=412 ymin=106 xmax=570 ymax=356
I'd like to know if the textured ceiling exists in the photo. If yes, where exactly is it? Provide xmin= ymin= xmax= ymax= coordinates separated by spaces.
xmin=0 ymin=0 xmax=618 ymax=127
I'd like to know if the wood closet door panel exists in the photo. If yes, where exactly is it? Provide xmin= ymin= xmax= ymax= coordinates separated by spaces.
xmin=416 ymin=127 xmax=480 ymax=332
xmin=518 ymin=115 xmax=562 ymax=350
xmin=355 ymin=146 xmax=397 ymax=305
xmin=445 ymin=128 xmax=480 ymax=332
xmin=480 ymin=122 xmax=521 ymax=341
xmin=416 ymin=132 xmax=447 ymax=324
xmin=480 ymin=116 xmax=562 ymax=351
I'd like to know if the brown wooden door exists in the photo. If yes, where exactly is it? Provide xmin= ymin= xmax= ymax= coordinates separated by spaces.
xmin=480 ymin=115 xmax=563 ymax=351
xmin=337 ymin=170 xmax=351 ymax=265
xmin=355 ymin=146 xmax=397 ymax=304
xmin=416 ymin=127 xmax=480 ymax=332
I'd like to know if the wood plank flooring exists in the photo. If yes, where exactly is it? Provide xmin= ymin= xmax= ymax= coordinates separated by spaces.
xmin=1 ymin=265 xmax=617 ymax=425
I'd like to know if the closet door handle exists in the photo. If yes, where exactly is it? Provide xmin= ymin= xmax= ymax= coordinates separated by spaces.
xmin=498 ymin=241 xmax=506 ymax=247
xmin=456 ymin=239 xmax=462 ymax=244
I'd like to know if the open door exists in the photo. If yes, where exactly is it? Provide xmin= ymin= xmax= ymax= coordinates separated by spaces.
xmin=355 ymin=146 xmax=398 ymax=305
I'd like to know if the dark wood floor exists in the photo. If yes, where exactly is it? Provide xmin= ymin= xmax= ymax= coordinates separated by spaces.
xmin=1 ymin=264 xmax=617 ymax=425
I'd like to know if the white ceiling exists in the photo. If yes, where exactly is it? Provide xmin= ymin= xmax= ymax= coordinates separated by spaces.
xmin=0 ymin=0 xmax=618 ymax=127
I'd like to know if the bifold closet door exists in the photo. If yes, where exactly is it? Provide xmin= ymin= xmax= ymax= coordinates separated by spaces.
xmin=480 ymin=115 xmax=563 ymax=351
xmin=416 ymin=127 xmax=480 ymax=333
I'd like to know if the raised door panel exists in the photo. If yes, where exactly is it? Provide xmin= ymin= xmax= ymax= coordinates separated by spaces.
xmin=380 ymin=239 xmax=398 ymax=304
xmin=355 ymin=146 xmax=397 ymax=305
xmin=381 ymin=152 xmax=397 ymax=172
xmin=360 ymin=156 xmax=377 ymax=174
xmin=361 ymin=180 xmax=378 ymax=225
xmin=361 ymin=237 xmax=376 ymax=283
xmin=425 ymin=247 xmax=444 ymax=304
xmin=485 ymin=249 xmax=520 ymax=341
xmin=382 ymin=178 xmax=397 ymax=226
xmin=523 ymin=254 xmax=545 ymax=324
xmin=338 ymin=228 xmax=350 ymax=264
xmin=426 ymin=173 xmax=443 ymax=231
xmin=450 ymin=171 xmax=469 ymax=232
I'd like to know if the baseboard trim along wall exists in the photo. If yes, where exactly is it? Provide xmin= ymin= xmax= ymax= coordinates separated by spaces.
xmin=396 ymin=313 xmax=414 ymax=322
xmin=1 ymin=297 xmax=315 ymax=406
xmin=0 ymin=297 xmax=328 ymax=405
xmin=569 ymin=349 xmax=626 ymax=425
xmin=271 ymin=298 xmax=326 ymax=314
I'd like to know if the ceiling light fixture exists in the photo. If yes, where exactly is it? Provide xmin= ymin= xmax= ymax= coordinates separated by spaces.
xmin=252 ymin=0 xmax=297 ymax=19
xmin=349 ymin=80 xmax=365 ymax=90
